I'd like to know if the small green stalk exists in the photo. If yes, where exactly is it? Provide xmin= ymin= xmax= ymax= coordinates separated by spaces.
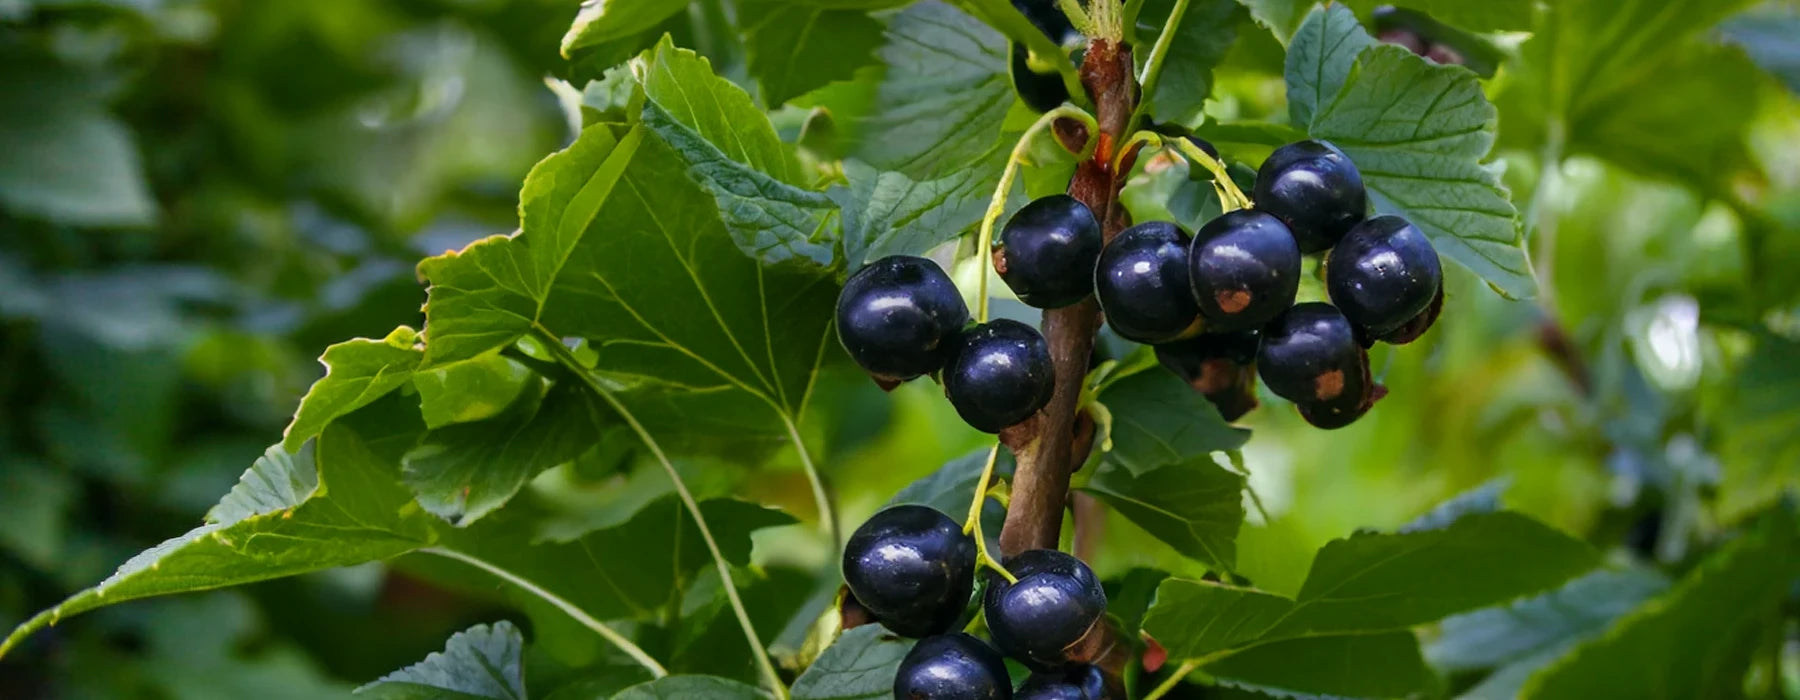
xmin=1130 ymin=0 xmax=1192 ymax=128
xmin=975 ymin=105 xmax=1099 ymax=323
xmin=963 ymin=443 xmax=1019 ymax=584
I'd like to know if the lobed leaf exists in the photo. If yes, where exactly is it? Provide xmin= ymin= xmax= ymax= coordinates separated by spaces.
xmin=1098 ymin=369 xmax=1250 ymax=475
xmin=561 ymin=0 xmax=686 ymax=57
xmin=1426 ymin=567 xmax=1669 ymax=672
xmin=831 ymin=150 xmax=1009 ymax=271
xmin=1521 ymin=504 xmax=1800 ymax=699
xmin=1081 ymin=459 xmax=1245 ymax=572
xmin=402 ymin=382 xmax=608 ymax=526
xmin=742 ymin=3 xmax=886 ymax=107
xmin=612 ymin=675 xmax=771 ymax=700
xmin=283 ymin=326 xmax=423 ymax=451
xmin=1138 ymin=0 xmax=1245 ymax=129
xmin=850 ymin=2 xmax=1015 ymax=179
xmin=356 ymin=621 xmax=526 ymax=700
xmin=1209 ymin=632 xmax=1433 ymax=698
xmin=790 ymin=626 xmax=914 ymax=700
xmin=1284 ymin=4 xmax=1375 ymax=128
xmin=2 ymin=422 xmax=439 ymax=658
xmin=1310 ymin=46 xmax=1535 ymax=299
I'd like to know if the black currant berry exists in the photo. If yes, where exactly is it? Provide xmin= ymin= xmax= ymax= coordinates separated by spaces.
xmin=1188 ymin=209 xmax=1302 ymax=332
xmin=944 ymin=320 xmax=1055 ymax=433
xmin=1011 ymin=45 xmax=1070 ymax=113
xmin=996 ymin=195 xmax=1103 ymax=309
xmin=1016 ymin=665 xmax=1108 ymax=700
xmin=894 ymin=633 xmax=1013 ymax=700
xmin=1154 ymin=331 xmax=1260 ymax=421
xmin=842 ymin=505 xmax=976 ymax=638
xmin=1257 ymin=303 xmax=1373 ymax=430
xmin=1007 ymin=0 xmax=1076 ymax=113
xmin=1324 ymin=215 xmax=1443 ymax=339
xmin=984 ymin=549 xmax=1108 ymax=672
xmin=1378 ymin=281 xmax=1444 ymax=345
xmin=1094 ymin=221 xmax=1203 ymax=344
xmin=836 ymin=256 xmax=970 ymax=382
xmin=1253 ymin=140 xmax=1367 ymax=253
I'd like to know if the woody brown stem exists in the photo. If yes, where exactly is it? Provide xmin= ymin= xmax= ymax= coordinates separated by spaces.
xmin=998 ymin=37 xmax=1136 ymax=557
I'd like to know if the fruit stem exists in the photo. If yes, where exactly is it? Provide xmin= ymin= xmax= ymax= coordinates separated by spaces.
xmin=1141 ymin=659 xmax=1201 ymax=700
xmin=781 ymin=412 xmax=840 ymax=550
xmin=1225 ymin=450 xmax=1270 ymax=524
xmin=418 ymin=547 xmax=670 ymax=679
xmin=1166 ymin=133 xmax=1253 ymax=210
xmin=964 ymin=443 xmax=1020 ymax=584
xmin=1129 ymin=0 xmax=1191 ymax=126
xmin=532 ymin=325 xmax=789 ymax=700
xmin=975 ymin=105 xmax=1099 ymax=323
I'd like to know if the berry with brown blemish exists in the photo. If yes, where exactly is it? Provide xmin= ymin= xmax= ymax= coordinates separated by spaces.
xmin=1258 ymin=302 xmax=1374 ymax=429
xmin=1187 ymin=209 xmax=1302 ymax=333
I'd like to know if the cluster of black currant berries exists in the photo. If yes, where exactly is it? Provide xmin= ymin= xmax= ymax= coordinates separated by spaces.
xmin=843 ymin=505 xmax=1112 ymax=700
xmin=837 ymin=254 xmax=1057 ymax=434
xmin=1099 ymin=139 xmax=1445 ymax=428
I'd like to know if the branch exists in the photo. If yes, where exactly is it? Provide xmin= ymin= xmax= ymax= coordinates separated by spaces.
xmin=998 ymin=35 xmax=1137 ymax=558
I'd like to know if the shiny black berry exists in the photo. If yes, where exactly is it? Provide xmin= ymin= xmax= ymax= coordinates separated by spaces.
xmin=1011 ymin=44 xmax=1070 ymax=113
xmin=895 ymin=633 xmax=1013 ymax=700
xmin=836 ymin=256 xmax=970 ymax=382
xmin=1007 ymin=0 xmax=1076 ymax=113
xmin=1095 ymin=221 xmax=1203 ymax=344
xmin=1325 ymin=215 xmax=1443 ymax=339
xmin=1016 ymin=665 xmax=1108 ymax=700
xmin=1257 ymin=303 xmax=1373 ymax=430
xmin=984 ymin=549 xmax=1108 ymax=672
xmin=842 ymin=505 xmax=976 ymax=638
xmin=1379 ymin=281 xmax=1444 ymax=345
xmin=1187 ymin=210 xmax=1302 ymax=332
xmin=944 ymin=320 xmax=1055 ymax=433
xmin=996 ymin=195 xmax=1103 ymax=309
xmin=1253 ymin=140 xmax=1367 ymax=253
xmin=1155 ymin=331 xmax=1260 ymax=421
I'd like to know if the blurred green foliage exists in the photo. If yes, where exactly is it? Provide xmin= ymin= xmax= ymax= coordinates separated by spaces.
xmin=1 ymin=0 xmax=1798 ymax=697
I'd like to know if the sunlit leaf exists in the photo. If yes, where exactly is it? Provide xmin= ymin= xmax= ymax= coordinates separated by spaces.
xmin=356 ymin=621 xmax=525 ymax=700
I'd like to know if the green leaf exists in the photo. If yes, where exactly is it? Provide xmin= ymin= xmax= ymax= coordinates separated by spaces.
xmin=412 ymin=353 xmax=534 ymax=429
xmin=1504 ymin=0 xmax=1760 ymax=188
xmin=1098 ymin=368 xmax=1250 ymax=475
xmin=831 ymin=148 xmax=1008 ymax=270
xmin=282 ymin=326 xmax=423 ymax=451
xmin=1233 ymin=0 xmax=1311 ymax=44
xmin=1138 ymin=0 xmax=1245 ymax=128
xmin=850 ymin=2 xmax=1016 ymax=179
xmin=887 ymin=448 xmax=1014 ymax=517
xmin=1081 ymin=458 xmax=1245 ymax=571
xmin=402 ymin=382 xmax=607 ymax=526
xmin=562 ymin=0 xmax=687 ymax=57
xmin=1140 ymin=512 xmax=1600 ymax=669
xmin=790 ymin=626 xmax=915 ymax=700
xmin=419 ymin=122 xmax=839 ymax=424
xmin=1207 ymin=632 xmax=1432 ymax=698
xmin=440 ymin=496 xmax=796 ymax=622
xmin=612 ymin=675 xmax=771 ymax=700
xmin=2 ymin=422 xmax=439 ymax=657
xmin=0 ymin=49 xmax=156 ymax=226
xmin=1266 ymin=511 xmax=1599 ymax=639
xmin=630 ymin=39 xmax=839 ymax=267
xmin=1284 ymin=4 xmax=1375 ymax=128
xmin=742 ymin=4 xmax=885 ymax=107
xmin=1309 ymin=46 xmax=1535 ymax=299
xmin=1141 ymin=579 xmax=1292 ymax=659
xmin=356 ymin=621 xmax=526 ymax=700
xmin=635 ymin=38 xmax=800 ymax=185
xmin=1521 ymin=504 xmax=1800 ymax=699
xmin=1341 ymin=0 xmax=1533 ymax=32
xmin=1426 ymin=568 xmax=1669 ymax=672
